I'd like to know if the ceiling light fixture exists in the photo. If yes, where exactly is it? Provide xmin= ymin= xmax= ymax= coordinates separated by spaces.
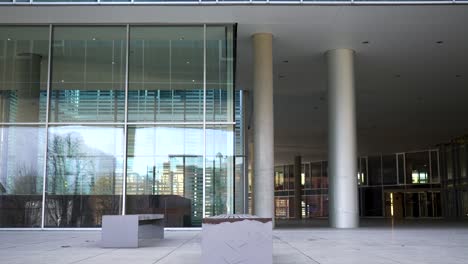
xmin=436 ymin=41 xmax=444 ymax=44
xmin=7 ymin=38 xmax=11 ymax=41
xmin=455 ymin=74 xmax=461 ymax=78
xmin=179 ymin=37 xmax=185 ymax=40
xmin=394 ymin=74 xmax=401 ymax=78
xmin=283 ymin=60 xmax=289 ymax=63
xmin=186 ymin=61 xmax=190 ymax=64
xmin=279 ymin=75 xmax=285 ymax=79
xmin=362 ymin=41 xmax=370 ymax=44
xmin=92 ymin=37 xmax=96 ymax=41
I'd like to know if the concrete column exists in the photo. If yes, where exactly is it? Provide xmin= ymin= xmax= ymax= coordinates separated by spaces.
xmin=326 ymin=49 xmax=359 ymax=228
xmin=294 ymin=156 xmax=302 ymax=219
xmin=252 ymin=33 xmax=274 ymax=219
xmin=15 ymin=53 xmax=42 ymax=122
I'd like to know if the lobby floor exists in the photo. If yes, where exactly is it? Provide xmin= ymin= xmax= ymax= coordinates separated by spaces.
xmin=1 ymin=220 xmax=468 ymax=264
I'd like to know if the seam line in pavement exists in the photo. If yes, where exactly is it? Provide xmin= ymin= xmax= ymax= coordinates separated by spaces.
xmin=68 ymin=249 xmax=119 ymax=264
xmin=152 ymin=233 xmax=200 ymax=264
xmin=274 ymin=235 xmax=321 ymax=264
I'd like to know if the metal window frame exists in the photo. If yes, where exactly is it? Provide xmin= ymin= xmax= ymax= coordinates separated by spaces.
xmin=0 ymin=23 xmax=239 ymax=230
xmin=0 ymin=0 xmax=465 ymax=5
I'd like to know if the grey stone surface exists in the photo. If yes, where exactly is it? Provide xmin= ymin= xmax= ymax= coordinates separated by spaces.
xmin=1 ymin=221 xmax=468 ymax=264
xmin=101 ymin=215 xmax=164 ymax=248
xmin=202 ymin=218 xmax=272 ymax=264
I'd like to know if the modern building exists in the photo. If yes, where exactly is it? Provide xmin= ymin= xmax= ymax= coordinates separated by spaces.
xmin=0 ymin=2 xmax=468 ymax=229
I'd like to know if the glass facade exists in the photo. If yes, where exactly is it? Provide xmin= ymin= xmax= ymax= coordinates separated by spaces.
xmin=0 ymin=24 xmax=243 ymax=228
xmin=275 ymin=149 xmax=444 ymax=220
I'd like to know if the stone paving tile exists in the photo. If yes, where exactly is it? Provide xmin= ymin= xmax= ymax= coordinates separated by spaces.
xmin=1 ymin=224 xmax=468 ymax=264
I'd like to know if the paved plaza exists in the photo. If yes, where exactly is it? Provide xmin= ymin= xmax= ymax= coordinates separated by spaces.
xmin=1 ymin=220 xmax=468 ymax=264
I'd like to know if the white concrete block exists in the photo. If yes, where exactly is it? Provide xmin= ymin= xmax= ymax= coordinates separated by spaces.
xmin=202 ymin=215 xmax=272 ymax=264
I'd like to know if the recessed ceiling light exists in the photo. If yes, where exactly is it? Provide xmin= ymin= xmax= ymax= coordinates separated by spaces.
xmin=192 ymin=80 xmax=195 ymax=83
xmin=61 ymin=80 xmax=65 ymax=83
xmin=92 ymin=37 xmax=96 ymax=41
xmin=362 ymin=41 xmax=370 ymax=44
xmin=436 ymin=41 xmax=444 ymax=44
xmin=186 ymin=61 xmax=190 ymax=64
xmin=283 ymin=60 xmax=289 ymax=63
xmin=7 ymin=38 xmax=11 ymax=41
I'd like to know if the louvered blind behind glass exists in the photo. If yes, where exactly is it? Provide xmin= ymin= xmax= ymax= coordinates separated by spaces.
xmin=49 ymin=26 xmax=127 ymax=122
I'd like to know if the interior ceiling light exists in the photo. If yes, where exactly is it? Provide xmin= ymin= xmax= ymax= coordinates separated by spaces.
xmin=362 ymin=41 xmax=370 ymax=44
xmin=279 ymin=75 xmax=285 ymax=79
xmin=7 ymin=38 xmax=11 ymax=41
xmin=394 ymin=74 xmax=401 ymax=78
xmin=186 ymin=61 xmax=190 ymax=64
xmin=455 ymin=74 xmax=461 ymax=78
xmin=283 ymin=60 xmax=289 ymax=63
xmin=179 ymin=37 xmax=185 ymax=40
xmin=436 ymin=41 xmax=444 ymax=44
xmin=92 ymin=37 xmax=96 ymax=41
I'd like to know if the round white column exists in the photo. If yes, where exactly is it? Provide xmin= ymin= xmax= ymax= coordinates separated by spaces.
xmin=252 ymin=33 xmax=274 ymax=219
xmin=326 ymin=49 xmax=359 ymax=228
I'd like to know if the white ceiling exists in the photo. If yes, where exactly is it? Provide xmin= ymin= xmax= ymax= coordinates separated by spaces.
xmin=1 ymin=5 xmax=468 ymax=164
xmin=233 ymin=6 xmax=468 ymax=164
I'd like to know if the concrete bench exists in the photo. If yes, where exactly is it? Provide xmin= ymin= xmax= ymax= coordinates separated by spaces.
xmin=202 ymin=214 xmax=273 ymax=264
xmin=101 ymin=214 xmax=164 ymax=248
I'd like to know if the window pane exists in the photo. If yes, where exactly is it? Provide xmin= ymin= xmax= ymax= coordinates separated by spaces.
xmin=45 ymin=126 xmax=124 ymax=227
xmin=397 ymin=154 xmax=405 ymax=184
xmin=50 ymin=26 xmax=126 ymax=122
xmin=405 ymin=151 xmax=430 ymax=184
xmin=206 ymin=25 xmax=234 ymax=122
xmin=0 ymin=26 xmax=49 ymax=123
xmin=361 ymin=187 xmax=383 ymax=216
xmin=310 ymin=162 xmax=321 ymax=189
xmin=430 ymin=151 xmax=440 ymax=183
xmin=205 ymin=125 xmax=234 ymax=217
xmin=368 ymin=156 xmax=382 ymax=186
xmin=358 ymin=157 xmax=368 ymax=185
xmin=382 ymin=154 xmax=397 ymax=185
xmin=459 ymin=145 xmax=467 ymax=178
xmin=126 ymin=125 xmax=203 ymax=227
xmin=0 ymin=126 xmax=45 ymax=227
xmin=128 ymin=26 xmax=203 ymax=122
xmin=275 ymin=166 xmax=284 ymax=191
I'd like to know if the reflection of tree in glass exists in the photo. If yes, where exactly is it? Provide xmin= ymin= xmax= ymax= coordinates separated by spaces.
xmin=46 ymin=132 xmax=94 ymax=227
xmin=12 ymin=166 xmax=41 ymax=195
xmin=45 ymin=131 xmax=121 ymax=227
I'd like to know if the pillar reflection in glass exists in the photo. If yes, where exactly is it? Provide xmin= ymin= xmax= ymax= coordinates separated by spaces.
xmin=0 ymin=26 xmax=49 ymax=123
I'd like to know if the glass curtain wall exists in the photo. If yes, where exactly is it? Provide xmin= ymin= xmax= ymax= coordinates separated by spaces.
xmin=0 ymin=24 xmax=238 ymax=228
xmin=274 ymin=150 xmax=442 ymax=220
xmin=0 ymin=26 xmax=49 ymax=227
